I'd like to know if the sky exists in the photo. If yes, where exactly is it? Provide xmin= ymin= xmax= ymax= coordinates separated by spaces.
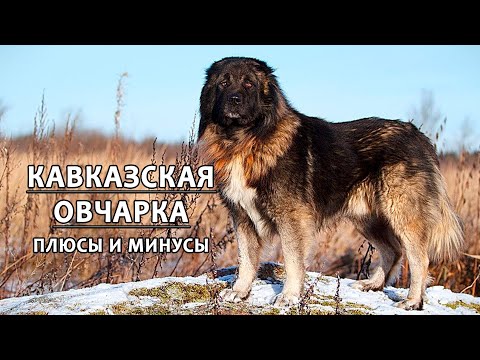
xmin=0 ymin=45 xmax=479 ymax=151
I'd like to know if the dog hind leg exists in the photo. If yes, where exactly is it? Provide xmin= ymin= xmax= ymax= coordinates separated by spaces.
xmin=351 ymin=216 xmax=402 ymax=292
xmin=394 ymin=229 xmax=429 ymax=310
xmin=383 ymin=199 xmax=430 ymax=310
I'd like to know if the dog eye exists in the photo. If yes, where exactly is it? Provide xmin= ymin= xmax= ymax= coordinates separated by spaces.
xmin=220 ymin=80 xmax=228 ymax=87
xmin=244 ymin=81 xmax=253 ymax=89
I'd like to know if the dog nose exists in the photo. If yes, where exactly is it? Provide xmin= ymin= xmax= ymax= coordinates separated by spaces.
xmin=229 ymin=94 xmax=242 ymax=105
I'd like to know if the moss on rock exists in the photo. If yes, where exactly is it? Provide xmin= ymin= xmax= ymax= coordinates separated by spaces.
xmin=129 ymin=281 xmax=227 ymax=305
xmin=445 ymin=300 xmax=480 ymax=313
xmin=110 ymin=302 xmax=170 ymax=315
xmin=17 ymin=310 xmax=49 ymax=315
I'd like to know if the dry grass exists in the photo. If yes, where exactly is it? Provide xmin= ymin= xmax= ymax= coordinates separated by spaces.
xmin=0 ymin=94 xmax=479 ymax=300
xmin=0 ymin=89 xmax=237 ymax=298
xmin=0 ymin=123 xmax=240 ymax=298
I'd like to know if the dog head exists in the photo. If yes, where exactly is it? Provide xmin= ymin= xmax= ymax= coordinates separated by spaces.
xmin=199 ymin=57 xmax=284 ymax=138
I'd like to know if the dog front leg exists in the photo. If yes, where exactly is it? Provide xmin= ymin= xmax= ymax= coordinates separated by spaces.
xmin=274 ymin=214 xmax=315 ymax=307
xmin=220 ymin=214 xmax=261 ymax=303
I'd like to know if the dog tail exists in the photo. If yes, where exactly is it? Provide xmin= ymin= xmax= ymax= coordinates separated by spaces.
xmin=428 ymin=169 xmax=464 ymax=264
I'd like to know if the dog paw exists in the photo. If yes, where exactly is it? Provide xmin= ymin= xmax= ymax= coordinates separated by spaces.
xmin=273 ymin=293 xmax=300 ymax=307
xmin=219 ymin=288 xmax=249 ymax=303
xmin=351 ymin=280 xmax=384 ymax=292
xmin=394 ymin=299 xmax=424 ymax=311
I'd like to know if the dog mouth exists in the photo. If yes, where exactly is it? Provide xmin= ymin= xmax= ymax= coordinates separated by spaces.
xmin=225 ymin=112 xmax=242 ymax=119
xmin=219 ymin=110 xmax=253 ymax=128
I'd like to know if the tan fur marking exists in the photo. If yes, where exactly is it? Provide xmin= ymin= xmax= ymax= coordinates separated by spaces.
xmin=345 ymin=182 xmax=375 ymax=217
xmin=263 ymin=79 xmax=269 ymax=95
xmin=199 ymin=114 xmax=300 ymax=186
xmin=379 ymin=124 xmax=407 ymax=138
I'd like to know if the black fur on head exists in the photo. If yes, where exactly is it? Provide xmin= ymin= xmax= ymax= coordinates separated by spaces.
xmin=198 ymin=57 xmax=287 ymax=139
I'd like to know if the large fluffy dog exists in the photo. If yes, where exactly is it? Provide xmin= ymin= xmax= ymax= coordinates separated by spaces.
xmin=198 ymin=57 xmax=464 ymax=310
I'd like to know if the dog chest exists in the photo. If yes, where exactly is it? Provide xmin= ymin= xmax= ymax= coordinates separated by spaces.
xmin=223 ymin=158 xmax=268 ymax=237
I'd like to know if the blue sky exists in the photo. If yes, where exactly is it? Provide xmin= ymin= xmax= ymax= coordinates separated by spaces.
xmin=0 ymin=45 xmax=479 ymax=150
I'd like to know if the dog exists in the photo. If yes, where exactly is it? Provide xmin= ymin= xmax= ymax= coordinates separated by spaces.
xmin=197 ymin=57 xmax=464 ymax=310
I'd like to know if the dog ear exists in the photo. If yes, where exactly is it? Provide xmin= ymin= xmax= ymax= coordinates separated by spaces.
xmin=251 ymin=58 xmax=274 ymax=75
xmin=205 ymin=58 xmax=232 ymax=80
xmin=261 ymin=72 xmax=279 ymax=98
xmin=199 ymin=72 xmax=217 ymax=139
xmin=250 ymin=59 xmax=276 ymax=96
